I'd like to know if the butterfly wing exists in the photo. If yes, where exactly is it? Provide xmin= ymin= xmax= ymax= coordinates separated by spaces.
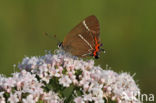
xmin=62 ymin=15 xmax=100 ymax=57
xmin=84 ymin=15 xmax=100 ymax=39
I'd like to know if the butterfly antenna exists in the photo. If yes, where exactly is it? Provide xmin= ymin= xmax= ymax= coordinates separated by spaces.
xmin=43 ymin=32 xmax=60 ymax=43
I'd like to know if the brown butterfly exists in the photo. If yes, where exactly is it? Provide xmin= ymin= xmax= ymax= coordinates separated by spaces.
xmin=59 ymin=15 xmax=104 ymax=59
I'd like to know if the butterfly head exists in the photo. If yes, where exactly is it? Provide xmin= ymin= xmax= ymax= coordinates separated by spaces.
xmin=58 ymin=42 xmax=63 ymax=48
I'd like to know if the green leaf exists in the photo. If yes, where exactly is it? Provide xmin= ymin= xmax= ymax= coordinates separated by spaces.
xmin=36 ymin=100 xmax=44 ymax=103
xmin=3 ymin=92 xmax=10 ymax=102
xmin=63 ymin=85 xmax=76 ymax=103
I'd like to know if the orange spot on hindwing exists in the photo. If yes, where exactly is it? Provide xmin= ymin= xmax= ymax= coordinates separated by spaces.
xmin=93 ymin=35 xmax=100 ymax=57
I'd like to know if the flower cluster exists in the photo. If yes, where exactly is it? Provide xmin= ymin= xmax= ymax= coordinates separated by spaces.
xmin=0 ymin=49 xmax=141 ymax=103
xmin=0 ymin=70 xmax=63 ymax=103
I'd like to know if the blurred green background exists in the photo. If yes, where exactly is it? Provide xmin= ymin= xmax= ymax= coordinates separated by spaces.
xmin=0 ymin=0 xmax=156 ymax=99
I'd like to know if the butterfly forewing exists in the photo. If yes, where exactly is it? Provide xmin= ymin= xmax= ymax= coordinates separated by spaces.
xmin=62 ymin=15 xmax=100 ymax=57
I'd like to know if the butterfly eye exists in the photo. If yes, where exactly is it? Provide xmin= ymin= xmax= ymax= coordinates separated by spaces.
xmin=58 ymin=42 xmax=63 ymax=48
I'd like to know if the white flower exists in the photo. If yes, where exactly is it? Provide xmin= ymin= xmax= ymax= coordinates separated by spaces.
xmin=0 ymin=92 xmax=5 ymax=103
xmin=42 ymin=91 xmax=63 ymax=103
xmin=59 ymin=75 xmax=72 ymax=87
xmin=83 ymin=94 xmax=93 ymax=101
xmin=74 ymin=97 xmax=84 ymax=103
xmin=22 ymin=94 xmax=35 ymax=103
xmin=8 ymin=93 xmax=19 ymax=103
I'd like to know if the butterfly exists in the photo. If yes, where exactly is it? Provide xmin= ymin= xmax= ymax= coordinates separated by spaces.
xmin=58 ymin=15 xmax=104 ymax=59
